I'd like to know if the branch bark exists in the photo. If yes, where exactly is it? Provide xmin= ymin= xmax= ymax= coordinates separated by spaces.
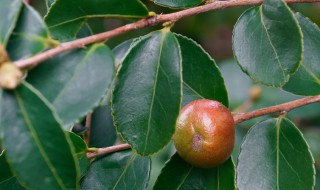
xmin=87 ymin=143 xmax=131 ymax=159
xmin=233 ymin=95 xmax=320 ymax=124
xmin=87 ymin=95 xmax=320 ymax=158
xmin=15 ymin=0 xmax=320 ymax=69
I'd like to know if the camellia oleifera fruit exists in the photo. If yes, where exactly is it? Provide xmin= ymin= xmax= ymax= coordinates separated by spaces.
xmin=173 ymin=99 xmax=235 ymax=168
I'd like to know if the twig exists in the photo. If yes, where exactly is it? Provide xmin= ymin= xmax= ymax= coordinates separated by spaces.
xmin=87 ymin=95 xmax=320 ymax=158
xmin=87 ymin=143 xmax=131 ymax=159
xmin=14 ymin=0 xmax=320 ymax=69
xmin=233 ymin=95 xmax=320 ymax=124
xmin=84 ymin=113 xmax=92 ymax=145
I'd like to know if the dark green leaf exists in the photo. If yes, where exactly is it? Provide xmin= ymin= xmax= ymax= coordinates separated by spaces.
xmin=0 ymin=177 xmax=25 ymax=190
xmin=68 ymin=132 xmax=89 ymax=178
xmin=0 ymin=152 xmax=25 ymax=189
xmin=0 ymin=0 xmax=23 ymax=46
xmin=283 ymin=13 xmax=320 ymax=95
xmin=112 ymin=30 xmax=182 ymax=156
xmin=0 ymin=151 xmax=13 ymax=182
xmin=100 ymin=38 xmax=136 ymax=106
xmin=113 ymin=38 xmax=136 ymax=71
xmin=237 ymin=118 xmax=315 ymax=190
xmin=0 ymin=82 xmax=78 ymax=190
xmin=81 ymin=150 xmax=150 ymax=190
xmin=27 ymin=44 xmax=115 ymax=128
xmin=90 ymin=105 xmax=117 ymax=148
xmin=233 ymin=0 xmax=302 ymax=86
xmin=154 ymin=153 xmax=235 ymax=190
xmin=7 ymin=4 xmax=52 ymax=61
xmin=175 ymin=34 xmax=228 ymax=107
xmin=76 ymin=23 xmax=93 ymax=39
xmin=152 ymin=0 xmax=203 ymax=9
xmin=316 ymin=167 xmax=320 ymax=190
xmin=45 ymin=0 xmax=148 ymax=41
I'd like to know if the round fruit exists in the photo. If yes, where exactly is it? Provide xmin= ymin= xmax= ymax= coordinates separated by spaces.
xmin=173 ymin=99 xmax=235 ymax=168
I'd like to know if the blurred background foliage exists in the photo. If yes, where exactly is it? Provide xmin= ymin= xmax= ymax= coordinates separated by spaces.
xmin=28 ymin=0 xmax=320 ymax=188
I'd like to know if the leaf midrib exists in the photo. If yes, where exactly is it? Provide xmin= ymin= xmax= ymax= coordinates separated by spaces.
xmin=143 ymin=32 xmax=166 ymax=154
xmin=177 ymin=166 xmax=193 ymax=190
xmin=112 ymin=154 xmax=137 ymax=190
xmin=259 ymin=6 xmax=286 ymax=81
xmin=15 ymin=91 xmax=67 ymax=189
xmin=52 ymin=45 xmax=98 ymax=105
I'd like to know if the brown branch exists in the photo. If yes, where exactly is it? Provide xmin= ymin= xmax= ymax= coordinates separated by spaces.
xmin=87 ymin=143 xmax=131 ymax=159
xmin=15 ymin=0 xmax=320 ymax=69
xmin=84 ymin=113 xmax=92 ymax=145
xmin=234 ymin=95 xmax=320 ymax=124
xmin=86 ymin=95 xmax=320 ymax=158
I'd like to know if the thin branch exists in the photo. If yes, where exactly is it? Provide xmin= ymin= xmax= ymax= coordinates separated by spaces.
xmin=233 ymin=95 xmax=320 ymax=124
xmin=87 ymin=143 xmax=131 ymax=159
xmin=86 ymin=95 xmax=320 ymax=158
xmin=15 ymin=0 xmax=320 ymax=69
xmin=84 ymin=113 xmax=92 ymax=145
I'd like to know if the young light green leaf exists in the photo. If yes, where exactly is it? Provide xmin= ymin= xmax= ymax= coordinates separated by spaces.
xmin=112 ymin=30 xmax=182 ymax=156
xmin=7 ymin=4 xmax=52 ymax=61
xmin=152 ymin=0 xmax=204 ymax=9
xmin=27 ymin=44 xmax=115 ymax=129
xmin=283 ymin=13 xmax=320 ymax=95
xmin=237 ymin=118 xmax=315 ymax=190
xmin=154 ymin=153 xmax=235 ymax=190
xmin=0 ymin=0 xmax=23 ymax=46
xmin=67 ymin=132 xmax=89 ymax=178
xmin=0 ymin=82 xmax=79 ymax=190
xmin=81 ymin=150 xmax=150 ymax=190
xmin=90 ymin=105 xmax=117 ymax=148
xmin=45 ymin=0 xmax=148 ymax=41
xmin=233 ymin=0 xmax=302 ymax=87
xmin=175 ymin=34 xmax=228 ymax=107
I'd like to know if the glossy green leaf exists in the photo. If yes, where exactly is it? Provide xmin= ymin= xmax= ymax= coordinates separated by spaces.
xmin=0 ymin=82 xmax=78 ymax=190
xmin=283 ymin=13 xmax=320 ymax=95
xmin=113 ymin=38 xmax=136 ymax=71
xmin=152 ymin=0 xmax=203 ymax=9
xmin=233 ymin=0 xmax=302 ymax=87
xmin=45 ymin=0 xmax=148 ymax=41
xmin=0 ymin=0 xmax=23 ymax=46
xmin=175 ymin=34 xmax=228 ymax=107
xmin=237 ymin=118 xmax=315 ymax=190
xmin=90 ymin=105 xmax=117 ymax=148
xmin=154 ymin=153 xmax=235 ymax=190
xmin=68 ymin=132 xmax=89 ymax=178
xmin=7 ymin=4 xmax=52 ymax=61
xmin=81 ymin=150 xmax=151 ymax=190
xmin=27 ymin=44 xmax=115 ymax=128
xmin=112 ymin=30 xmax=182 ymax=156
